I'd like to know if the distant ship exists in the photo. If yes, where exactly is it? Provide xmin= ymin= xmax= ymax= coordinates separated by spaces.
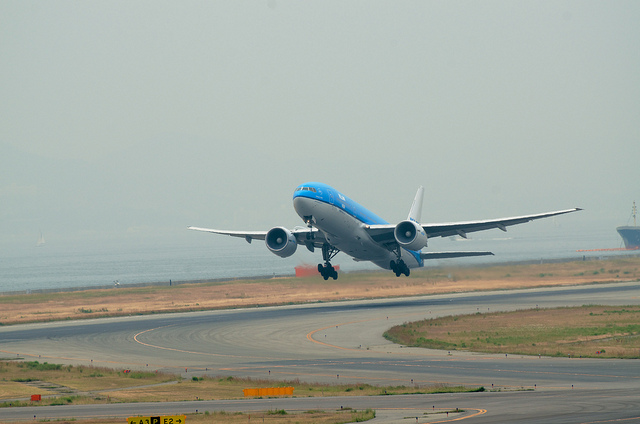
xmin=36 ymin=231 xmax=45 ymax=247
xmin=616 ymin=202 xmax=640 ymax=249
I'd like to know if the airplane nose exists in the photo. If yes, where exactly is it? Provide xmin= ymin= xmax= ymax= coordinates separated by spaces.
xmin=294 ymin=197 xmax=319 ymax=227
xmin=293 ymin=196 xmax=312 ymax=216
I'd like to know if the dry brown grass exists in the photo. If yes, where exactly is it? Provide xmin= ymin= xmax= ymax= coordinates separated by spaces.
xmin=0 ymin=361 xmax=480 ymax=405
xmin=0 ymin=409 xmax=376 ymax=424
xmin=0 ymin=361 xmax=175 ymax=401
xmin=1 ymin=256 xmax=639 ymax=326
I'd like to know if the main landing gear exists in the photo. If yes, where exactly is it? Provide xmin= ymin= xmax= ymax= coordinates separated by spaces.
xmin=318 ymin=243 xmax=339 ymax=280
xmin=390 ymin=259 xmax=410 ymax=277
xmin=318 ymin=263 xmax=338 ymax=280
xmin=390 ymin=243 xmax=410 ymax=277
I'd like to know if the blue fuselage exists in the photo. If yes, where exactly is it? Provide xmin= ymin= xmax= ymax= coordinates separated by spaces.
xmin=292 ymin=182 xmax=422 ymax=270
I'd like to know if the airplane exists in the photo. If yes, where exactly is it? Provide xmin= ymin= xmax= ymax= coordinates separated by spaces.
xmin=189 ymin=182 xmax=581 ymax=280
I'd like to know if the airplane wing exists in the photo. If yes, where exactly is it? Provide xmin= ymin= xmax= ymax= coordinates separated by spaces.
xmin=365 ymin=208 xmax=582 ymax=244
xmin=188 ymin=227 xmax=269 ymax=242
xmin=420 ymin=251 xmax=494 ymax=259
xmin=420 ymin=208 xmax=582 ymax=239
xmin=187 ymin=226 xmax=326 ymax=247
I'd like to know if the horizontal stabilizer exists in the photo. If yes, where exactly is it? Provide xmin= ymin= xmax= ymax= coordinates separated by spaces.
xmin=420 ymin=251 xmax=494 ymax=260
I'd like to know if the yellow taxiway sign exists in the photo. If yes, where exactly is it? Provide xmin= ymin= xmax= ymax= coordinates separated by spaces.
xmin=127 ymin=416 xmax=185 ymax=424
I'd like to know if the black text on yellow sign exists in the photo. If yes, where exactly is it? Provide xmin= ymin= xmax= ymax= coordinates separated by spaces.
xmin=127 ymin=415 xmax=185 ymax=424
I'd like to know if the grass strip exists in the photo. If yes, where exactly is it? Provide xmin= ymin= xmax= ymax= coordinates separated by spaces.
xmin=384 ymin=305 xmax=640 ymax=358
xmin=0 ymin=360 xmax=483 ymax=407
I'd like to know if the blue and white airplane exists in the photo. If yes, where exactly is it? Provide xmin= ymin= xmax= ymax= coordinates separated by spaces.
xmin=189 ymin=182 xmax=581 ymax=280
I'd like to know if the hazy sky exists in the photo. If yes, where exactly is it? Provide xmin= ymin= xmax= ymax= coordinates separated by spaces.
xmin=1 ymin=1 xmax=639 ymax=251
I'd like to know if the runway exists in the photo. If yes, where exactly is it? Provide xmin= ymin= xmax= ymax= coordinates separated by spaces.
xmin=2 ymin=282 xmax=640 ymax=423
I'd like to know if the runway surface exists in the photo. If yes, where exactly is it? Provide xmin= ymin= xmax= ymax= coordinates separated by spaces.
xmin=2 ymin=282 xmax=640 ymax=423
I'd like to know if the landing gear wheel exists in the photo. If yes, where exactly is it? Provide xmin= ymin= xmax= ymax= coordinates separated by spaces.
xmin=318 ymin=263 xmax=337 ymax=280
xmin=318 ymin=243 xmax=340 ymax=280
xmin=391 ymin=259 xmax=409 ymax=277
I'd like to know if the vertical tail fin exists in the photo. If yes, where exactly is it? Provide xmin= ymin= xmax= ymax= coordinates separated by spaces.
xmin=408 ymin=186 xmax=424 ymax=222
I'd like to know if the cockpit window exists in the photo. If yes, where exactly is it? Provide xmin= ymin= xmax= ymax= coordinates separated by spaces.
xmin=295 ymin=187 xmax=317 ymax=193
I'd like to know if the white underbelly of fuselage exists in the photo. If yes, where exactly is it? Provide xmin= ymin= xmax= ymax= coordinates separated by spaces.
xmin=293 ymin=197 xmax=420 ymax=270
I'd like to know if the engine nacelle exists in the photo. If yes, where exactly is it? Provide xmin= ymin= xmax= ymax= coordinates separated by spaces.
xmin=394 ymin=220 xmax=428 ymax=251
xmin=265 ymin=227 xmax=298 ymax=258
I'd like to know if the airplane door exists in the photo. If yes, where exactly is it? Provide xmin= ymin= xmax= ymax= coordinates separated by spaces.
xmin=327 ymin=189 xmax=335 ymax=205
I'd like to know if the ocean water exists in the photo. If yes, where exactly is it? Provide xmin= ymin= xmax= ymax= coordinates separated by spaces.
xmin=1 ymin=226 xmax=635 ymax=294
xmin=0 ymin=238 xmax=308 ymax=294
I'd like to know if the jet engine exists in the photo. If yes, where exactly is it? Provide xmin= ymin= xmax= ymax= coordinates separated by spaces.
xmin=394 ymin=220 xmax=428 ymax=251
xmin=265 ymin=227 xmax=298 ymax=258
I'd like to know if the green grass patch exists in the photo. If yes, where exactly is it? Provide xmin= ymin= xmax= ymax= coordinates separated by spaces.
xmin=20 ymin=361 xmax=63 ymax=371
